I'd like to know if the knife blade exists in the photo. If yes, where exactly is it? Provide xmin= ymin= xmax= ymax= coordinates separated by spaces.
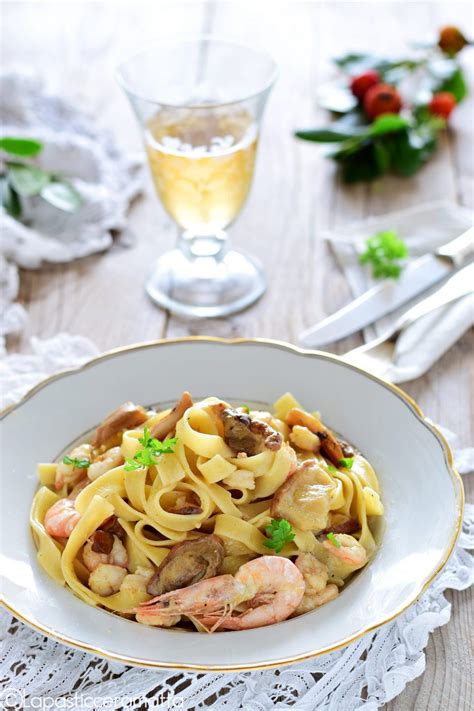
xmin=299 ymin=227 xmax=473 ymax=348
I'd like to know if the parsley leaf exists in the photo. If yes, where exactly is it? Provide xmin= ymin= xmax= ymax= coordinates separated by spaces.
xmin=264 ymin=518 xmax=295 ymax=554
xmin=124 ymin=427 xmax=177 ymax=471
xmin=327 ymin=464 xmax=337 ymax=473
xmin=338 ymin=457 xmax=354 ymax=469
xmin=63 ymin=456 xmax=90 ymax=469
xmin=327 ymin=532 xmax=342 ymax=548
xmin=359 ymin=230 xmax=408 ymax=279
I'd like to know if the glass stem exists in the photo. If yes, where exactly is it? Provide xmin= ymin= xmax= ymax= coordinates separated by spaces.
xmin=178 ymin=230 xmax=228 ymax=262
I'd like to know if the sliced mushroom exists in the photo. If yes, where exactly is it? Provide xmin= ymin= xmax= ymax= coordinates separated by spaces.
xmin=322 ymin=513 xmax=359 ymax=535
xmin=271 ymin=460 xmax=334 ymax=532
xmin=147 ymin=535 xmax=224 ymax=597
xmin=150 ymin=391 xmax=193 ymax=440
xmin=214 ymin=405 xmax=282 ymax=456
xmin=169 ymin=494 xmax=203 ymax=515
xmin=91 ymin=402 xmax=148 ymax=448
xmin=100 ymin=515 xmax=126 ymax=541
xmin=285 ymin=408 xmax=351 ymax=465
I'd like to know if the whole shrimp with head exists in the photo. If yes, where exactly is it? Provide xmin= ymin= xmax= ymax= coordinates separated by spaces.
xmin=134 ymin=556 xmax=305 ymax=631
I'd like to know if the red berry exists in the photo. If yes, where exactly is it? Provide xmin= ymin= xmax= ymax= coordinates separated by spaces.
xmin=438 ymin=26 xmax=468 ymax=54
xmin=428 ymin=92 xmax=456 ymax=119
xmin=350 ymin=70 xmax=381 ymax=100
xmin=364 ymin=83 xmax=402 ymax=119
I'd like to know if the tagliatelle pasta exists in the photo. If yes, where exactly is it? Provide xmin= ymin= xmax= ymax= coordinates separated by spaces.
xmin=30 ymin=393 xmax=383 ymax=632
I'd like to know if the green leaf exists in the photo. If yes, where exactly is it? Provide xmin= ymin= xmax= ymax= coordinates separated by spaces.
xmin=326 ymin=532 xmax=342 ymax=548
xmin=295 ymin=127 xmax=359 ymax=142
xmin=0 ymin=175 xmax=21 ymax=218
xmin=264 ymin=518 xmax=295 ymax=554
xmin=336 ymin=142 xmax=387 ymax=183
xmin=359 ymin=230 xmax=409 ymax=279
xmin=338 ymin=457 xmax=354 ymax=469
xmin=0 ymin=136 xmax=43 ymax=157
xmin=7 ymin=163 xmax=50 ymax=196
xmin=40 ymin=180 xmax=82 ymax=212
xmin=367 ymin=114 xmax=409 ymax=136
xmin=63 ymin=456 xmax=90 ymax=469
xmin=438 ymin=66 xmax=467 ymax=102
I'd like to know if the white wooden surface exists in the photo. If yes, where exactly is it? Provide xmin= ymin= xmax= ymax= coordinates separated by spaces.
xmin=2 ymin=2 xmax=473 ymax=709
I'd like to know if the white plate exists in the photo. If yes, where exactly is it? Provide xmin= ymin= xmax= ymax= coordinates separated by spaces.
xmin=0 ymin=338 xmax=464 ymax=671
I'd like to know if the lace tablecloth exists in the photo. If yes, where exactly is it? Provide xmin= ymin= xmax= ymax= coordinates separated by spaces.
xmin=1 ymin=335 xmax=473 ymax=711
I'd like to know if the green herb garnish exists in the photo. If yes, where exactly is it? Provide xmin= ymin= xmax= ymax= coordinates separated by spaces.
xmin=338 ymin=457 xmax=354 ymax=469
xmin=0 ymin=136 xmax=82 ymax=219
xmin=240 ymin=405 xmax=250 ymax=413
xmin=264 ymin=518 xmax=295 ymax=554
xmin=327 ymin=464 xmax=337 ymax=473
xmin=359 ymin=230 xmax=409 ymax=279
xmin=327 ymin=532 xmax=342 ymax=548
xmin=124 ymin=427 xmax=177 ymax=471
xmin=63 ymin=456 xmax=90 ymax=469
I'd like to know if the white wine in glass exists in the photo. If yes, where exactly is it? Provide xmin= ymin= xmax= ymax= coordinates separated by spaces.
xmin=118 ymin=36 xmax=277 ymax=318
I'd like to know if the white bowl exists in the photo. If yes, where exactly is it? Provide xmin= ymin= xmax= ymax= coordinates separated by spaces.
xmin=0 ymin=338 xmax=463 ymax=671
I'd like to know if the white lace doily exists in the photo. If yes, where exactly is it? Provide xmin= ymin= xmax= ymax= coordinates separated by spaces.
xmin=0 ymin=72 xmax=143 ymax=355
xmin=1 ymin=335 xmax=473 ymax=710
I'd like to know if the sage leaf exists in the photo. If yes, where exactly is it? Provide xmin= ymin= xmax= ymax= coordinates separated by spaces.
xmin=0 ymin=136 xmax=43 ymax=157
xmin=0 ymin=175 xmax=21 ymax=218
xmin=7 ymin=162 xmax=50 ymax=196
xmin=40 ymin=180 xmax=82 ymax=212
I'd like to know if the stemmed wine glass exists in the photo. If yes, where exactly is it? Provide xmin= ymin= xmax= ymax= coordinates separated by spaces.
xmin=117 ymin=36 xmax=277 ymax=318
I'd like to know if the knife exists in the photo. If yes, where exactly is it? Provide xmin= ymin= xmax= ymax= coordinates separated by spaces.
xmin=299 ymin=227 xmax=473 ymax=348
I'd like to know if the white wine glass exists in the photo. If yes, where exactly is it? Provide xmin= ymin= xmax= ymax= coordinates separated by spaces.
xmin=117 ymin=35 xmax=277 ymax=318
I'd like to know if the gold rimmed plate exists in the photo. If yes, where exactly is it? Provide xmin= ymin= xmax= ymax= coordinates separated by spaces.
xmin=0 ymin=338 xmax=464 ymax=670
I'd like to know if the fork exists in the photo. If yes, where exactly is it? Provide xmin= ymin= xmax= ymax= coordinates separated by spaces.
xmin=344 ymin=262 xmax=473 ymax=377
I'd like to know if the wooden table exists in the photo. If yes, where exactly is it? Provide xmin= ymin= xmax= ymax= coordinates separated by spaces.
xmin=3 ymin=2 xmax=473 ymax=709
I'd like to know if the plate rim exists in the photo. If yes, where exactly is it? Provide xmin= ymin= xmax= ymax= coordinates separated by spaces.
xmin=0 ymin=336 xmax=465 ymax=671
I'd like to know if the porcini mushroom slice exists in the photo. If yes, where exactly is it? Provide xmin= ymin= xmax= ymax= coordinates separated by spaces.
xmin=149 ymin=391 xmax=193 ymax=440
xmin=146 ymin=535 xmax=225 ymax=597
xmin=91 ymin=402 xmax=148 ymax=448
xmin=214 ymin=405 xmax=282 ymax=456
xmin=271 ymin=460 xmax=334 ymax=532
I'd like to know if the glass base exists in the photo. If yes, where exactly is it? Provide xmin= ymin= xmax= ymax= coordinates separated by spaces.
xmin=145 ymin=248 xmax=266 ymax=318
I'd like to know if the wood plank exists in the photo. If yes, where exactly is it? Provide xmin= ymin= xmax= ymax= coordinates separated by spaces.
xmin=3 ymin=0 xmax=206 ymax=353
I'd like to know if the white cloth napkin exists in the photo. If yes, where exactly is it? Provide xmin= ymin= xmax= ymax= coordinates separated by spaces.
xmin=0 ymin=72 xmax=143 ymax=354
xmin=326 ymin=201 xmax=473 ymax=383
xmin=1 ymin=334 xmax=473 ymax=711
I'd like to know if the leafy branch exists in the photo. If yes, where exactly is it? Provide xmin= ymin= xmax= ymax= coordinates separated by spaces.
xmin=0 ymin=137 xmax=83 ymax=218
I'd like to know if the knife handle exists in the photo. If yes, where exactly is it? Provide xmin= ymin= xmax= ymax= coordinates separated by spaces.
xmin=436 ymin=227 xmax=474 ymax=267
xmin=393 ymin=262 xmax=474 ymax=335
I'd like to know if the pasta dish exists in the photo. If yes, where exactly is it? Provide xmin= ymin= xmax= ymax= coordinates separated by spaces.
xmin=31 ymin=393 xmax=383 ymax=632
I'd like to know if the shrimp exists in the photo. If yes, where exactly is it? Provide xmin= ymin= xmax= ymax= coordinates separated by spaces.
xmin=89 ymin=564 xmax=127 ymax=596
xmin=88 ymin=446 xmax=124 ymax=481
xmin=44 ymin=497 xmax=81 ymax=538
xmin=293 ymin=553 xmax=338 ymax=615
xmin=322 ymin=533 xmax=367 ymax=568
xmin=295 ymin=584 xmax=339 ymax=614
xmin=135 ymin=556 xmax=305 ymax=631
xmin=199 ymin=556 xmax=305 ymax=630
xmin=83 ymin=533 xmax=128 ymax=572
xmin=55 ymin=443 xmax=93 ymax=490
